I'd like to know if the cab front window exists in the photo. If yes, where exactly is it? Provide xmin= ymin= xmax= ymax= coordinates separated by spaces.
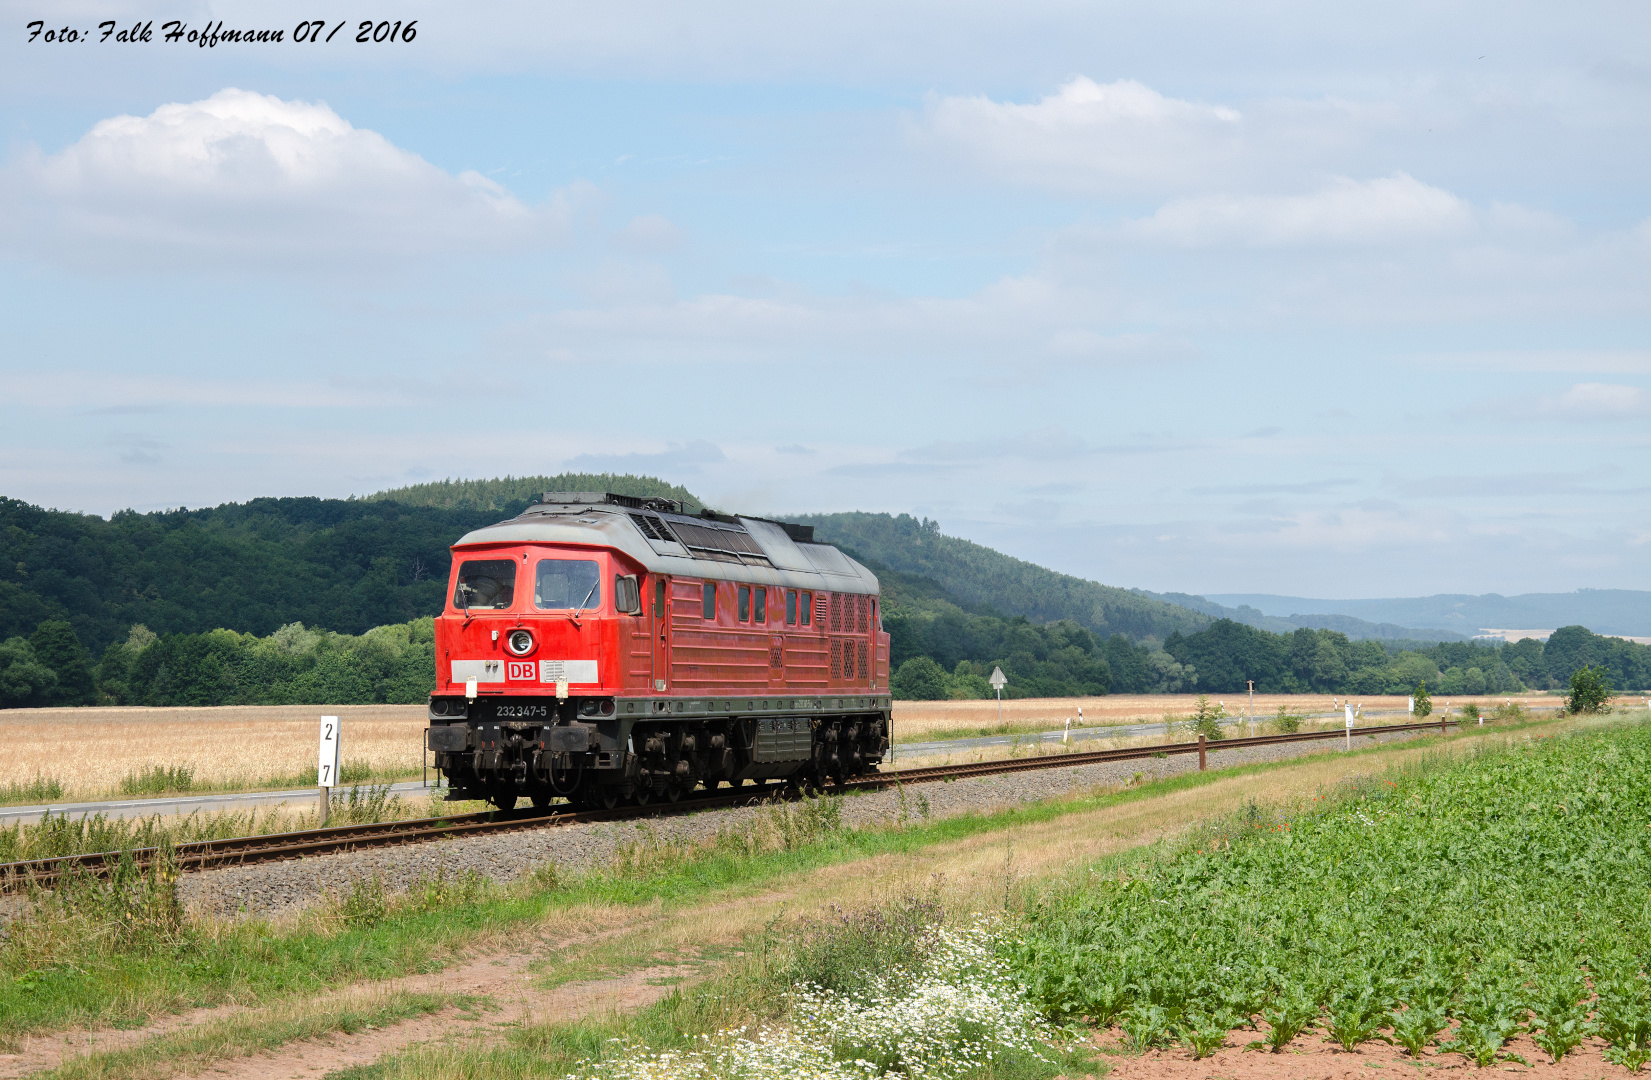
xmin=535 ymin=558 xmax=602 ymax=611
xmin=453 ymin=559 xmax=516 ymax=610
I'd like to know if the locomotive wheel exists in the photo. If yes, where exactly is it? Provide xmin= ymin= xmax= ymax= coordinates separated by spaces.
xmin=633 ymin=785 xmax=652 ymax=806
xmin=598 ymin=789 xmax=620 ymax=810
xmin=530 ymin=792 xmax=552 ymax=809
xmin=490 ymin=791 xmax=518 ymax=811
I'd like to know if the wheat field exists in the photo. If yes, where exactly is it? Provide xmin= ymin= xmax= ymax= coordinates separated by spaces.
xmin=887 ymin=692 xmax=1556 ymax=743
xmin=0 ymin=704 xmax=430 ymax=803
xmin=0 ymin=693 xmax=1565 ymax=803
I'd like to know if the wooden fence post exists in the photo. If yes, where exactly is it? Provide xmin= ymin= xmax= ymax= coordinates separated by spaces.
xmin=1198 ymin=733 xmax=1207 ymax=771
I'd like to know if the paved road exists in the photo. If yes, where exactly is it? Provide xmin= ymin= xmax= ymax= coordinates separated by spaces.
xmin=889 ymin=708 xmax=1416 ymax=761
xmin=2 ymin=706 xmax=1509 ymax=825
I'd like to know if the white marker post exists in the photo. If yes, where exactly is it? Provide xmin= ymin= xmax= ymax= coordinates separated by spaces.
xmin=318 ymin=714 xmax=341 ymax=825
xmin=1344 ymin=704 xmax=1354 ymax=752
xmin=989 ymin=666 xmax=1007 ymax=723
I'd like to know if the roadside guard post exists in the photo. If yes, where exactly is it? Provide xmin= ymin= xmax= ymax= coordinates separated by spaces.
xmin=318 ymin=714 xmax=341 ymax=825
xmin=989 ymin=666 xmax=1008 ymax=722
xmin=1344 ymin=704 xmax=1354 ymax=751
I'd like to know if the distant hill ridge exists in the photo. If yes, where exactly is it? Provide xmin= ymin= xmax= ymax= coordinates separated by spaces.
xmin=1138 ymin=590 xmax=1468 ymax=643
xmin=1209 ymin=590 xmax=1651 ymax=639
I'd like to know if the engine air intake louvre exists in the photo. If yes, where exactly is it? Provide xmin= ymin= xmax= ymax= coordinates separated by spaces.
xmin=857 ymin=642 xmax=868 ymax=682
xmin=841 ymin=639 xmax=856 ymax=680
xmin=814 ymin=593 xmax=829 ymax=624
xmin=628 ymin=513 xmax=673 ymax=542
xmin=830 ymin=639 xmax=843 ymax=679
xmin=829 ymin=593 xmax=842 ymax=632
xmin=855 ymin=594 xmax=868 ymax=632
xmin=769 ymin=646 xmax=783 ymax=669
xmin=664 ymin=519 xmax=773 ymax=566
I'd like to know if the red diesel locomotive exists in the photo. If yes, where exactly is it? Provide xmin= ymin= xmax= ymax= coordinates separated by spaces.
xmin=426 ymin=492 xmax=893 ymax=809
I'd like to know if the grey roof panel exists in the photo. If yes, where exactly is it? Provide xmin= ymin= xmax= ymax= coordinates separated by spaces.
xmin=739 ymin=518 xmax=816 ymax=572
xmin=451 ymin=503 xmax=878 ymax=595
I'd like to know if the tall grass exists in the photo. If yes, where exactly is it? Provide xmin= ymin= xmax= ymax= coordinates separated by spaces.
xmin=119 ymin=764 xmax=196 ymax=796
xmin=0 ymin=776 xmax=64 ymax=805
xmin=0 ymin=785 xmax=465 ymax=865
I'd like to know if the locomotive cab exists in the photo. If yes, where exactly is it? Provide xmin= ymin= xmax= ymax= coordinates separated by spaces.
xmin=426 ymin=492 xmax=892 ymax=810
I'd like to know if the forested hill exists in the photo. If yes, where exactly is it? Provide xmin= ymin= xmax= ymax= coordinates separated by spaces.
xmin=1 ymin=491 xmax=1212 ymax=660
xmin=360 ymin=473 xmax=702 ymax=513
xmin=793 ymin=512 xmax=1209 ymax=642
xmin=0 ymin=496 xmax=520 ymax=652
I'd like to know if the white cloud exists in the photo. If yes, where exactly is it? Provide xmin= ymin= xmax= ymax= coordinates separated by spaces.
xmin=1547 ymin=382 xmax=1650 ymax=420
xmin=0 ymin=88 xmax=585 ymax=269
xmin=1410 ymin=350 xmax=1651 ymax=374
xmin=1123 ymin=173 xmax=1473 ymax=246
xmin=917 ymin=77 xmax=1243 ymax=194
xmin=11 ymin=370 xmax=422 ymax=410
xmin=616 ymin=214 xmax=685 ymax=253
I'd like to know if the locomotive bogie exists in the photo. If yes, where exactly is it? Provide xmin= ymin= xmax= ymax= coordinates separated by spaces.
xmin=427 ymin=695 xmax=890 ymax=808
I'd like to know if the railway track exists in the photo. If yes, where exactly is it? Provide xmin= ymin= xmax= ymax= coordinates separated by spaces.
xmin=0 ymin=717 xmax=1459 ymax=891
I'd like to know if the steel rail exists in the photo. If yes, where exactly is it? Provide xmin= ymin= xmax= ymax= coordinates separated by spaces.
xmin=0 ymin=716 xmax=1458 ymax=891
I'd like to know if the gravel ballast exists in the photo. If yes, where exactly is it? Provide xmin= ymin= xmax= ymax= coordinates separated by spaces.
xmin=178 ymin=728 xmax=1439 ymax=922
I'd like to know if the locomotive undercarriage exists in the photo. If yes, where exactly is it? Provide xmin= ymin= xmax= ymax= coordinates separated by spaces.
xmin=428 ymin=697 xmax=889 ymax=811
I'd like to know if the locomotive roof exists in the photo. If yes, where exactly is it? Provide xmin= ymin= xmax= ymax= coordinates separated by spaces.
xmin=450 ymin=493 xmax=879 ymax=595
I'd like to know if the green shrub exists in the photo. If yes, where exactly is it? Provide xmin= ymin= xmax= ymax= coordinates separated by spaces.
xmin=1565 ymin=664 xmax=1613 ymax=714
xmin=1183 ymin=695 xmax=1226 ymax=741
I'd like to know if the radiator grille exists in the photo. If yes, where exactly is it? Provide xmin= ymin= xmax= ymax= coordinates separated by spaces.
xmin=769 ymin=646 xmax=783 ymax=669
xmin=830 ymin=639 xmax=843 ymax=679
xmin=841 ymin=639 xmax=856 ymax=680
xmin=857 ymin=642 xmax=868 ymax=682
xmin=829 ymin=593 xmax=842 ymax=632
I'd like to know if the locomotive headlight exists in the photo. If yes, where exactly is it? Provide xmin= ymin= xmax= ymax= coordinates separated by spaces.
xmin=506 ymin=629 xmax=535 ymax=656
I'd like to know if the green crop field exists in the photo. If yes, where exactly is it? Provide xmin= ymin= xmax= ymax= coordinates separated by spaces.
xmin=1005 ymin=718 xmax=1651 ymax=1067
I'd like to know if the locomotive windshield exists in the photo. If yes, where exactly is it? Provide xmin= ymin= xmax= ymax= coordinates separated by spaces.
xmin=453 ymin=559 xmax=516 ymax=610
xmin=535 ymin=558 xmax=602 ymax=610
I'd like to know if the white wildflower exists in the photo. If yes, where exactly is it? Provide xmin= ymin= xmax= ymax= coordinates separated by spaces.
xmin=566 ymin=919 xmax=1054 ymax=1080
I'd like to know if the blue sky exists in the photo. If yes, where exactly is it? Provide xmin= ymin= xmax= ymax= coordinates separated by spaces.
xmin=3 ymin=0 xmax=1649 ymax=597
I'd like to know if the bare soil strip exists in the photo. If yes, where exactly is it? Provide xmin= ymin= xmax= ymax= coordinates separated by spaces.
xmin=1088 ymin=1024 xmax=1625 ymax=1078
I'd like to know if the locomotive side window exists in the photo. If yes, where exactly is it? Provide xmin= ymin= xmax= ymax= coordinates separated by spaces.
xmin=754 ymin=587 xmax=766 ymax=623
xmin=702 ymin=582 xmax=716 ymax=619
xmin=533 ymin=559 xmax=601 ymax=610
xmin=614 ymin=574 xmax=641 ymax=614
xmin=800 ymin=591 xmax=812 ymax=625
xmin=654 ymin=578 xmax=666 ymax=619
xmin=453 ymin=559 xmax=516 ymax=610
xmin=785 ymin=590 xmax=797 ymax=625
xmin=737 ymin=585 xmax=751 ymax=622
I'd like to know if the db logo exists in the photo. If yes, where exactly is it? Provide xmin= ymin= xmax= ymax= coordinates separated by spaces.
xmin=506 ymin=661 xmax=536 ymax=682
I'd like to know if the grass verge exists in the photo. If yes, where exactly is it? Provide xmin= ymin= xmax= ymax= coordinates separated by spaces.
xmin=35 ymin=990 xmax=465 ymax=1080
